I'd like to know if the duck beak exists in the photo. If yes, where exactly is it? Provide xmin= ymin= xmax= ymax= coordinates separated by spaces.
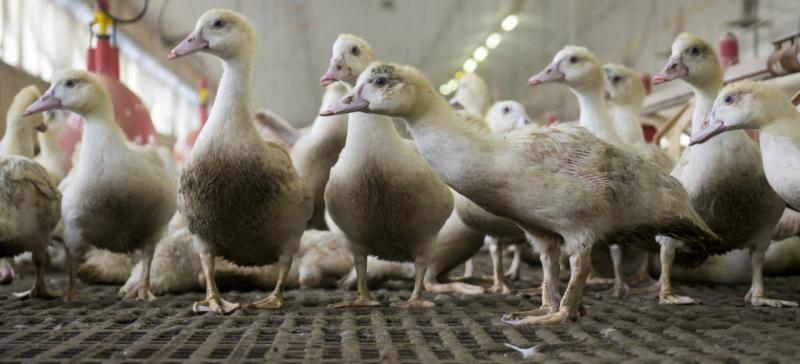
xmin=23 ymin=89 xmax=62 ymax=116
xmin=448 ymin=95 xmax=460 ymax=106
xmin=528 ymin=62 xmax=564 ymax=86
xmin=689 ymin=112 xmax=727 ymax=145
xmin=320 ymin=85 xmax=369 ymax=116
xmin=168 ymin=28 xmax=208 ymax=60
xmin=514 ymin=113 xmax=534 ymax=129
xmin=320 ymin=55 xmax=350 ymax=86
xmin=653 ymin=55 xmax=687 ymax=85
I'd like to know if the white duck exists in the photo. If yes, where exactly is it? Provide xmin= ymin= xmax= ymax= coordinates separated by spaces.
xmin=254 ymin=108 xmax=301 ymax=147
xmin=691 ymin=81 xmax=800 ymax=210
xmin=651 ymin=33 xmax=788 ymax=306
xmin=0 ymin=86 xmax=61 ymax=298
xmin=289 ymin=82 xmax=349 ymax=229
xmin=321 ymin=62 xmax=720 ymax=325
xmin=320 ymin=34 xmax=453 ymax=308
xmin=25 ymin=70 xmax=177 ymax=302
xmin=34 ymin=110 xmax=69 ymax=183
xmin=529 ymin=47 xmax=669 ymax=299
xmin=449 ymin=73 xmax=491 ymax=117
xmin=169 ymin=9 xmax=312 ymax=314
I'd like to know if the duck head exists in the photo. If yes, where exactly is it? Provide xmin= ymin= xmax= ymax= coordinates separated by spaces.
xmin=24 ymin=70 xmax=109 ymax=118
xmin=320 ymin=34 xmax=373 ymax=86
xmin=529 ymin=46 xmax=603 ymax=93
xmin=603 ymin=63 xmax=646 ymax=107
xmin=653 ymin=33 xmax=721 ymax=86
xmin=486 ymin=100 xmax=534 ymax=132
xmin=168 ymin=9 xmax=256 ymax=62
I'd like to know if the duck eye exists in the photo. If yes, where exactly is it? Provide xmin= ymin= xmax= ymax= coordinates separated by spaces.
xmin=65 ymin=80 xmax=75 ymax=88
xmin=723 ymin=95 xmax=735 ymax=105
xmin=351 ymin=46 xmax=360 ymax=56
xmin=375 ymin=77 xmax=387 ymax=87
xmin=213 ymin=19 xmax=225 ymax=28
xmin=612 ymin=75 xmax=622 ymax=83
xmin=503 ymin=107 xmax=511 ymax=114
xmin=690 ymin=47 xmax=700 ymax=56
xmin=569 ymin=56 xmax=579 ymax=64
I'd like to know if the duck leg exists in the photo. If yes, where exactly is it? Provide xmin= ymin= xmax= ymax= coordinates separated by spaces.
xmin=487 ymin=237 xmax=512 ymax=294
xmin=394 ymin=255 xmax=435 ymax=308
xmin=328 ymin=253 xmax=381 ymax=308
xmin=658 ymin=242 xmax=698 ymax=305
xmin=503 ymin=240 xmax=560 ymax=320
xmin=63 ymin=243 xmax=79 ymax=301
xmin=503 ymin=249 xmax=590 ymax=326
xmin=192 ymin=238 xmax=239 ymax=315
xmin=595 ymin=244 xmax=630 ymax=299
xmin=14 ymin=241 xmax=57 ymax=299
xmin=250 ymin=253 xmax=293 ymax=309
xmin=745 ymin=245 xmax=798 ymax=307
xmin=123 ymin=241 xmax=156 ymax=301
xmin=462 ymin=258 xmax=476 ymax=279
xmin=505 ymin=244 xmax=522 ymax=281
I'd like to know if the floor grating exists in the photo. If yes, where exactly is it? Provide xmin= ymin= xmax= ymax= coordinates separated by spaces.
xmin=0 ymin=253 xmax=799 ymax=363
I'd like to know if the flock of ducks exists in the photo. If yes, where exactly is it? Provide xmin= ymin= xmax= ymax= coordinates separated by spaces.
xmin=2 ymin=9 xmax=800 ymax=326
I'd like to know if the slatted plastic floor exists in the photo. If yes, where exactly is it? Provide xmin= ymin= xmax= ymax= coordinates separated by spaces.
xmin=1 ymin=255 xmax=799 ymax=363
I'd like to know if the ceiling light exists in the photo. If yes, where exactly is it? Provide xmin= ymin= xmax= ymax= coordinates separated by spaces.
xmin=463 ymin=59 xmax=477 ymax=73
xmin=679 ymin=133 xmax=691 ymax=147
xmin=501 ymin=14 xmax=519 ymax=31
xmin=486 ymin=33 xmax=502 ymax=49
xmin=446 ymin=79 xmax=458 ymax=90
xmin=439 ymin=84 xmax=452 ymax=95
xmin=473 ymin=46 xmax=488 ymax=62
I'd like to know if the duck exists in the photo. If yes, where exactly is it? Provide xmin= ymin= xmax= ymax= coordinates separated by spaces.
xmin=320 ymin=62 xmax=720 ymax=325
xmin=289 ymin=82 xmax=350 ymax=229
xmin=691 ymin=81 xmax=800 ymax=210
xmin=650 ymin=33 xmax=788 ymax=306
xmin=0 ymin=85 xmax=61 ymax=298
xmin=449 ymin=73 xmax=491 ymax=117
xmin=25 ymin=70 xmax=177 ymax=302
xmin=529 ymin=47 xmax=670 ymax=299
xmin=320 ymin=34 xmax=454 ymax=308
xmin=169 ymin=9 xmax=312 ymax=314
xmin=34 ymin=110 xmax=69 ymax=184
xmin=254 ymin=108 xmax=301 ymax=147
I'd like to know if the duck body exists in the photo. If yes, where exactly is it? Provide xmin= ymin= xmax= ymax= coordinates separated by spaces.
xmin=325 ymin=113 xmax=452 ymax=262
xmin=181 ymin=135 xmax=311 ymax=266
xmin=758 ymin=127 xmax=800 ymax=210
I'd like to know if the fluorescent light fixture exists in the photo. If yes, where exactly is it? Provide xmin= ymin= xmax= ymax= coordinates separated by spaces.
xmin=486 ymin=33 xmax=502 ymax=49
xmin=501 ymin=14 xmax=519 ymax=31
xmin=473 ymin=46 xmax=488 ymax=62
xmin=446 ymin=79 xmax=458 ymax=90
xmin=679 ymin=133 xmax=691 ymax=147
xmin=439 ymin=84 xmax=451 ymax=95
xmin=463 ymin=59 xmax=478 ymax=73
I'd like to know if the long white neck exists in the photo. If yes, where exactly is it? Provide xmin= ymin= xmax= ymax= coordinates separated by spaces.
xmin=688 ymin=76 xmax=723 ymax=134
xmin=573 ymin=87 xmax=623 ymax=145
xmin=345 ymin=112 xmax=404 ymax=154
xmin=37 ymin=125 xmax=63 ymax=158
xmin=610 ymin=103 xmax=645 ymax=145
xmin=0 ymin=116 xmax=36 ymax=158
xmin=404 ymin=96 xmax=495 ymax=190
xmin=77 ymin=99 xmax=130 ymax=171
xmin=195 ymin=55 xmax=258 ymax=150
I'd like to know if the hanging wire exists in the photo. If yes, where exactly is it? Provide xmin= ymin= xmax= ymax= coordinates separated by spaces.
xmin=98 ymin=0 xmax=149 ymax=25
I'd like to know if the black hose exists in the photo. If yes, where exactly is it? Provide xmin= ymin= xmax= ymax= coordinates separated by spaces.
xmin=98 ymin=0 xmax=149 ymax=25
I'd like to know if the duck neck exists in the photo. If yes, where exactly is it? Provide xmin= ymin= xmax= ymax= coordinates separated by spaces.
xmin=573 ymin=87 xmax=622 ymax=145
xmin=405 ymin=97 xmax=493 ymax=189
xmin=345 ymin=112 xmax=402 ymax=153
xmin=610 ymin=103 xmax=645 ymax=145
xmin=0 ymin=116 xmax=36 ymax=158
xmin=196 ymin=55 xmax=257 ymax=150
xmin=688 ymin=76 xmax=723 ymax=134
xmin=37 ymin=126 xmax=62 ymax=157
xmin=79 ymin=100 xmax=129 ymax=158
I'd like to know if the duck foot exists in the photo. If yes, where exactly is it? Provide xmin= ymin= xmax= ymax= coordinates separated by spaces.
xmin=502 ymin=306 xmax=553 ymax=321
xmin=594 ymin=282 xmax=630 ymax=300
xmin=249 ymin=294 xmax=284 ymax=309
xmin=504 ymin=269 xmax=520 ymax=281
xmin=13 ymin=286 xmax=58 ymax=300
xmin=121 ymin=283 xmax=156 ymax=302
xmin=327 ymin=296 xmax=382 ymax=309
xmin=585 ymin=275 xmax=614 ymax=285
xmin=745 ymin=289 xmax=798 ymax=307
xmin=659 ymin=294 xmax=699 ymax=305
xmin=487 ymin=282 xmax=513 ymax=294
xmin=192 ymin=295 xmax=240 ymax=315
xmin=391 ymin=298 xmax=435 ymax=308
xmin=502 ymin=309 xmax=572 ymax=326
xmin=515 ymin=285 xmax=542 ymax=297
